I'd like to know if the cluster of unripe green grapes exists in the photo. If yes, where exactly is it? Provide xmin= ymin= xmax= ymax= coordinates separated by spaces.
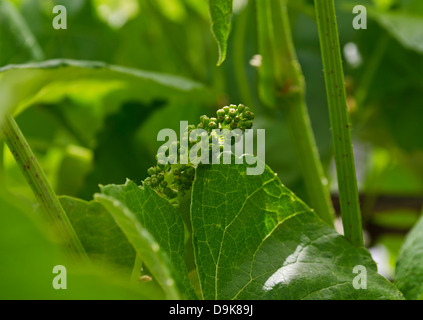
xmin=143 ymin=104 xmax=255 ymax=203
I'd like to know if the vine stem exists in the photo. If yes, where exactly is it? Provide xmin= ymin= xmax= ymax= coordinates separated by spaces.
xmin=1 ymin=0 xmax=88 ymax=259
xmin=1 ymin=116 xmax=87 ymax=259
xmin=256 ymin=0 xmax=335 ymax=225
xmin=314 ymin=0 xmax=363 ymax=246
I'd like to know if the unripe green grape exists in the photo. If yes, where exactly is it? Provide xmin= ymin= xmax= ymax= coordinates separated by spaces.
xmin=229 ymin=108 xmax=236 ymax=118
xmin=186 ymin=167 xmax=195 ymax=176
xmin=181 ymin=176 xmax=190 ymax=185
xmin=243 ymin=110 xmax=255 ymax=120
xmin=201 ymin=131 xmax=208 ymax=138
xmin=151 ymin=178 xmax=159 ymax=187
xmin=143 ymin=104 xmax=255 ymax=203
xmin=244 ymin=120 xmax=253 ymax=129
xmin=157 ymin=152 xmax=167 ymax=165
xmin=200 ymin=115 xmax=209 ymax=127
xmin=216 ymin=109 xmax=225 ymax=117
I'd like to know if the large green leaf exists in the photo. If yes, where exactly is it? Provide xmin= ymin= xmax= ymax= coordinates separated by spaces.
xmin=98 ymin=179 xmax=196 ymax=299
xmin=0 ymin=191 xmax=162 ymax=299
xmin=95 ymin=192 xmax=180 ymax=299
xmin=0 ymin=59 xmax=204 ymax=121
xmin=59 ymin=196 xmax=135 ymax=270
xmin=371 ymin=10 xmax=423 ymax=55
xmin=209 ymin=0 xmax=233 ymax=65
xmin=394 ymin=213 xmax=423 ymax=299
xmin=191 ymin=157 xmax=403 ymax=299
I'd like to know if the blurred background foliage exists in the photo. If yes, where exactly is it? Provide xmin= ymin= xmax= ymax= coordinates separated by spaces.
xmin=0 ymin=0 xmax=422 ymax=282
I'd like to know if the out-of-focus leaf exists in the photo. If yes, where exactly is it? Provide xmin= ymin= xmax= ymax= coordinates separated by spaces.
xmin=372 ymin=209 xmax=420 ymax=230
xmin=0 ymin=0 xmax=44 ymax=63
xmin=0 ymin=59 xmax=205 ymax=121
xmin=98 ymin=179 xmax=196 ymax=299
xmin=59 ymin=196 xmax=135 ymax=270
xmin=371 ymin=10 xmax=423 ymax=54
xmin=191 ymin=157 xmax=403 ymax=299
xmin=395 ymin=213 xmax=423 ymax=299
xmin=0 ymin=191 xmax=162 ymax=299
xmin=56 ymin=145 xmax=93 ymax=197
xmin=79 ymin=100 xmax=165 ymax=198
xmin=209 ymin=0 xmax=233 ymax=65
xmin=95 ymin=191 xmax=181 ymax=299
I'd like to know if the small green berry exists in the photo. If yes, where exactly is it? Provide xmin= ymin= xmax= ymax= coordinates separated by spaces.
xmin=151 ymin=178 xmax=158 ymax=187
xmin=186 ymin=167 xmax=195 ymax=176
xmin=229 ymin=108 xmax=236 ymax=118
xmin=181 ymin=176 xmax=190 ymax=184
xmin=216 ymin=109 xmax=225 ymax=117
xmin=209 ymin=121 xmax=217 ymax=129
xmin=200 ymin=115 xmax=210 ymax=127
xmin=244 ymin=120 xmax=253 ymax=129
xmin=237 ymin=104 xmax=246 ymax=113
xmin=243 ymin=110 xmax=255 ymax=120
